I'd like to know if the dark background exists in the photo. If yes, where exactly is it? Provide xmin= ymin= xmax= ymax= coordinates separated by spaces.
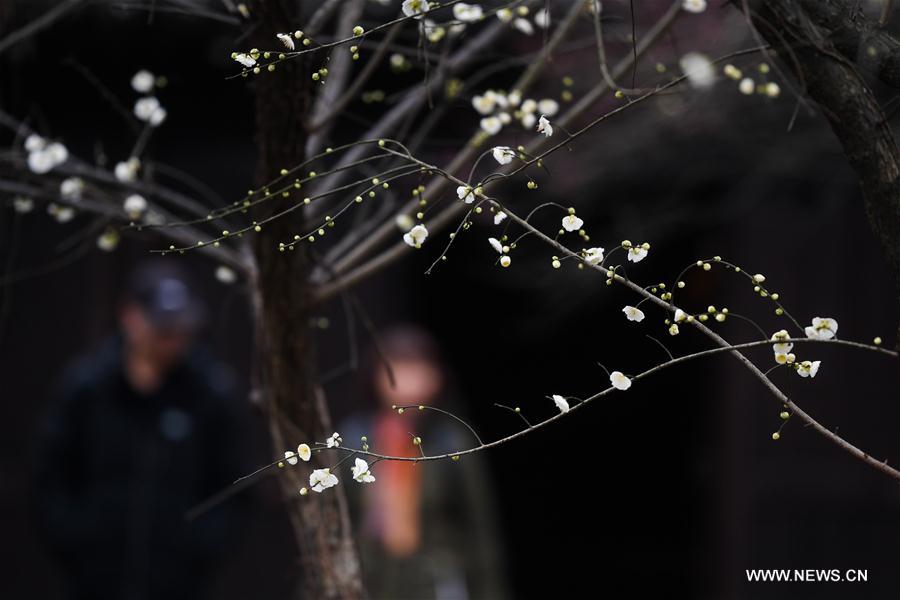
xmin=2 ymin=1 xmax=899 ymax=598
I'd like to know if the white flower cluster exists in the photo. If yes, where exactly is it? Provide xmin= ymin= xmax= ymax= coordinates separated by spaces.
xmin=134 ymin=95 xmax=167 ymax=126
xmin=471 ymin=89 xmax=559 ymax=136
xmin=497 ymin=5 xmax=549 ymax=35
xmin=488 ymin=237 xmax=511 ymax=267
xmin=722 ymin=63 xmax=780 ymax=98
xmin=130 ymin=69 xmax=166 ymax=126
xmin=282 ymin=432 xmax=376 ymax=496
xmin=770 ymin=319 xmax=833 ymax=378
xmin=24 ymin=134 xmax=68 ymax=174
xmin=622 ymin=240 xmax=650 ymax=263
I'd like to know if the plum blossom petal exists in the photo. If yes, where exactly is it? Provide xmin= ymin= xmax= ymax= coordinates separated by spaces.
xmin=552 ymin=394 xmax=570 ymax=413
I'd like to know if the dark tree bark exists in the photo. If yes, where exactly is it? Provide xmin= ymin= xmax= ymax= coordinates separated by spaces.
xmin=250 ymin=1 xmax=363 ymax=598
xmin=747 ymin=0 xmax=900 ymax=349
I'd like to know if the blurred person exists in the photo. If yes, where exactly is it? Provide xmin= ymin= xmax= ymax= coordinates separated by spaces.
xmin=33 ymin=260 xmax=247 ymax=600
xmin=340 ymin=326 xmax=508 ymax=600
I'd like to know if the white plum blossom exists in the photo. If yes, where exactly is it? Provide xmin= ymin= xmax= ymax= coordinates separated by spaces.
xmin=215 ymin=265 xmax=237 ymax=284
xmin=326 ymin=432 xmax=343 ymax=448
xmin=284 ymin=450 xmax=299 ymax=465
xmin=134 ymin=96 xmax=161 ymax=121
xmin=739 ymin=77 xmax=755 ymax=95
xmin=583 ymin=247 xmax=604 ymax=265
xmin=805 ymin=317 xmax=838 ymax=340
xmin=422 ymin=19 xmax=447 ymax=42
xmin=682 ymin=0 xmax=707 ymax=13
xmin=277 ymin=33 xmax=295 ymax=50
xmin=123 ymin=194 xmax=148 ymax=219
xmin=457 ymin=185 xmax=476 ymax=204
xmin=390 ymin=53 xmax=407 ymax=70
xmin=60 ymin=177 xmax=84 ymax=201
xmin=627 ymin=246 xmax=649 ymax=263
xmin=472 ymin=93 xmax=496 ymax=115
xmin=622 ymin=306 xmax=645 ymax=322
xmin=674 ymin=308 xmax=687 ymax=323
xmin=534 ymin=7 xmax=550 ymax=28
xmin=351 ymin=458 xmax=376 ymax=483
xmin=96 ymin=230 xmax=119 ymax=252
xmin=403 ymin=224 xmax=429 ymax=248
xmin=494 ymin=211 xmax=507 ymax=225
xmin=233 ymin=52 xmax=256 ymax=68
xmin=512 ymin=18 xmax=534 ymax=35
xmin=48 ymin=203 xmax=75 ymax=223
xmin=115 ymin=157 xmax=141 ymax=182
xmin=499 ymin=255 xmax=511 ymax=267
xmin=492 ymin=146 xmax=515 ymax=165
xmin=395 ymin=213 xmax=415 ymax=231
xmin=537 ymin=99 xmax=559 ymax=116
xmin=561 ymin=214 xmax=583 ymax=232
xmin=297 ymin=443 xmax=312 ymax=462
xmin=679 ymin=52 xmax=715 ymax=89
xmin=480 ymin=116 xmax=502 ymax=135
xmin=796 ymin=360 xmax=821 ymax=378
xmin=669 ymin=323 xmax=680 ymax=336
xmin=488 ymin=237 xmax=504 ymax=254
xmin=131 ymin=69 xmax=155 ymax=93
xmin=309 ymin=468 xmax=339 ymax=492
xmin=537 ymin=114 xmax=553 ymax=137
xmin=610 ymin=371 xmax=632 ymax=391
xmin=770 ymin=329 xmax=793 ymax=355
xmin=149 ymin=106 xmax=167 ymax=127
xmin=25 ymin=136 xmax=68 ymax=174
xmin=25 ymin=134 xmax=45 ymax=152
xmin=552 ymin=394 xmax=570 ymax=413
xmin=46 ymin=142 xmax=69 ymax=165
xmin=453 ymin=3 xmax=483 ymax=22
xmin=497 ymin=8 xmax=514 ymax=22
xmin=13 ymin=197 xmax=34 ymax=213
xmin=402 ymin=0 xmax=427 ymax=18
xmin=27 ymin=149 xmax=55 ymax=174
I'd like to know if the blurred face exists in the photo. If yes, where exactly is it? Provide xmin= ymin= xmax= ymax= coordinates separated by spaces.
xmin=375 ymin=358 xmax=443 ymax=407
xmin=120 ymin=304 xmax=192 ymax=369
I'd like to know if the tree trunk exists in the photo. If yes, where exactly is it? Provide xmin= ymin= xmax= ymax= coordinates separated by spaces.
xmin=746 ymin=0 xmax=900 ymax=349
xmin=250 ymin=1 xmax=363 ymax=597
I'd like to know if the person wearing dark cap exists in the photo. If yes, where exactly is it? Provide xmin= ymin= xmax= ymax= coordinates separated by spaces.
xmin=34 ymin=260 xmax=246 ymax=600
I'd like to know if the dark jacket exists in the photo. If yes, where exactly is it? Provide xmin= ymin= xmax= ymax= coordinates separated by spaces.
xmin=34 ymin=337 xmax=246 ymax=600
